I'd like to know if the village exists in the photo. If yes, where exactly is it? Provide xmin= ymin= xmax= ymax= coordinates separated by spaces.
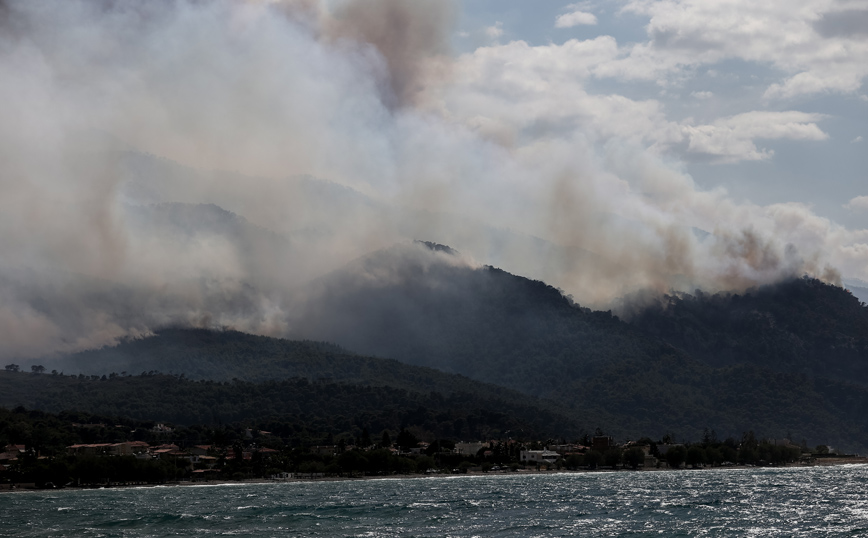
xmin=2 ymin=425 xmax=863 ymax=490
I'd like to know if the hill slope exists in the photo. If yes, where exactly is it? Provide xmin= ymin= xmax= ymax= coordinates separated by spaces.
xmin=629 ymin=278 xmax=868 ymax=387
xmin=18 ymin=245 xmax=868 ymax=451
xmin=0 ymin=370 xmax=573 ymax=440
xmin=20 ymin=328 xmax=868 ymax=452
xmin=284 ymin=247 xmax=868 ymax=450
xmin=31 ymin=328 xmax=571 ymax=417
xmin=289 ymin=244 xmax=661 ymax=401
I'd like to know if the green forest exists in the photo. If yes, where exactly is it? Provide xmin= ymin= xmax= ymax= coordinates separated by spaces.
xmin=0 ymin=370 xmax=575 ymax=440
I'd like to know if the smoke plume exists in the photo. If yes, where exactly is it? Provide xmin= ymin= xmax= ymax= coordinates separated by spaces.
xmin=0 ymin=0 xmax=862 ymax=359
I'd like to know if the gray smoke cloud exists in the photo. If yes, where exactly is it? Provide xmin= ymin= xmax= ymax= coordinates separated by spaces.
xmin=0 ymin=0 xmax=856 ymax=359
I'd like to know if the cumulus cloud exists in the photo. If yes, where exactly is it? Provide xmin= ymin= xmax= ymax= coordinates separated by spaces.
xmin=440 ymin=40 xmax=829 ymax=162
xmin=484 ymin=21 xmax=504 ymax=39
xmin=681 ymin=111 xmax=829 ymax=162
xmin=845 ymin=196 xmax=868 ymax=212
xmin=615 ymin=0 xmax=868 ymax=99
xmin=555 ymin=10 xmax=598 ymax=28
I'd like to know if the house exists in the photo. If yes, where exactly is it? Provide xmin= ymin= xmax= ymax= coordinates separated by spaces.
xmin=190 ymin=445 xmax=215 ymax=456
xmin=454 ymin=442 xmax=487 ymax=456
xmin=408 ymin=442 xmax=430 ymax=455
xmin=520 ymin=450 xmax=559 ymax=464
xmin=258 ymin=447 xmax=279 ymax=454
xmin=190 ymin=469 xmax=221 ymax=481
xmin=196 ymin=455 xmax=218 ymax=469
xmin=67 ymin=443 xmax=111 ymax=456
xmin=0 ymin=446 xmax=22 ymax=463
xmin=549 ymin=444 xmax=582 ymax=455
xmin=128 ymin=441 xmax=150 ymax=455
xmin=65 ymin=442 xmax=145 ymax=457
xmin=269 ymin=472 xmax=292 ymax=480
xmin=152 ymin=444 xmax=187 ymax=460
xmin=107 ymin=442 xmax=133 ymax=456
xmin=592 ymin=436 xmax=614 ymax=452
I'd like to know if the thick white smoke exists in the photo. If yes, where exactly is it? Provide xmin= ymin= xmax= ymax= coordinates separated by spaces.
xmin=0 ymin=0 xmax=863 ymax=358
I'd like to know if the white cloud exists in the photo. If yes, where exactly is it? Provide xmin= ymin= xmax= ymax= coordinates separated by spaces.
xmin=441 ymin=40 xmax=829 ymax=163
xmin=439 ymin=38 xmax=679 ymax=148
xmin=555 ymin=10 xmax=598 ymax=28
xmin=484 ymin=21 xmax=504 ymax=39
xmin=845 ymin=196 xmax=868 ymax=212
xmin=681 ymin=111 xmax=828 ymax=162
xmin=614 ymin=0 xmax=868 ymax=99
xmin=851 ymin=135 xmax=863 ymax=143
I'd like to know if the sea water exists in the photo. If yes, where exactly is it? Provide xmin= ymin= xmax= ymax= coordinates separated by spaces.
xmin=3 ymin=465 xmax=868 ymax=537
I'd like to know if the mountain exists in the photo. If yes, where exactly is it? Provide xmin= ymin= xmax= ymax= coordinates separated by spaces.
xmin=288 ymin=242 xmax=660 ymax=401
xmin=15 ymin=241 xmax=868 ymax=450
xmin=18 ymin=329 xmax=582 ymax=437
xmin=282 ymin=245 xmax=868 ymax=450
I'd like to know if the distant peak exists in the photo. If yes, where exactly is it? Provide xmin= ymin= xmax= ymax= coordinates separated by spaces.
xmin=414 ymin=240 xmax=458 ymax=256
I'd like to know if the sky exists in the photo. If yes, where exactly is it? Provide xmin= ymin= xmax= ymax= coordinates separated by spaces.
xmin=455 ymin=0 xmax=867 ymax=231
xmin=0 ymin=0 xmax=866 ymax=358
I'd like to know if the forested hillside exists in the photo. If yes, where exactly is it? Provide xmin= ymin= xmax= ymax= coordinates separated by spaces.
xmin=9 ymin=346 xmax=868 ymax=451
xmin=31 ymin=329 xmax=562 ymax=407
xmin=629 ymin=278 xmax=868 ymax=386
xmin=290 ymin=245 xmax=660 ymax=401
xmin=0 ymin=370 xmax=576 ymax=441
xmin=13 ymin=251 xmax=868 ymax=451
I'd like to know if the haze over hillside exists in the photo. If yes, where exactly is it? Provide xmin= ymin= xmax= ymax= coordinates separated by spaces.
xmin=16 ymin=260 xmax=868 ymax=452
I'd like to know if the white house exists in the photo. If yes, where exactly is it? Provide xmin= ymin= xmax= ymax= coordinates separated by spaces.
xmin=520 ymin=450 xmax=559 ymax=464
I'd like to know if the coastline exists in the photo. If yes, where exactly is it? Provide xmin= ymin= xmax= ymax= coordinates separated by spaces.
xmin=3 ymin=458 xmax=867 ymax=494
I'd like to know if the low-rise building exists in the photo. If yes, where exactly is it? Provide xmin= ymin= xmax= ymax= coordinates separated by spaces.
xmin=520 ymin=450 xmax=559 ymax=464
xmin=454 ymin=442 xmax=487 ymax=456
xmin=67 ymin=443 xmax=134 ymax=456
xmin=592 ymin=436 xmax=614 ymax=452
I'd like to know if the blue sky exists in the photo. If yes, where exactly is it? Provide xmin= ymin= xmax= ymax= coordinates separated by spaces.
xmin=454 ymin=0 xmax=867 ymax=230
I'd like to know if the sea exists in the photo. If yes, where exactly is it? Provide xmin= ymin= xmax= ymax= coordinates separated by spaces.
xmin=3 ymin=465 xmax=868 ymax=537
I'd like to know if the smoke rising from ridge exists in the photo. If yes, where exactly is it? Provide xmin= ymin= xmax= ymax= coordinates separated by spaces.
xmin=0 ymin=0 xmax=863 ymax=359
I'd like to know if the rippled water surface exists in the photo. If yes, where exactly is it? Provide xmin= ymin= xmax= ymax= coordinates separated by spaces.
xmin=3 ymin=465 xmax=868 ymax=537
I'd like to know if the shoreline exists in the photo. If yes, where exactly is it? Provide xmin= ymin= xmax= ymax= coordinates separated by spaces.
xmin=3 ymin=458 xmax=867 ymax=493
